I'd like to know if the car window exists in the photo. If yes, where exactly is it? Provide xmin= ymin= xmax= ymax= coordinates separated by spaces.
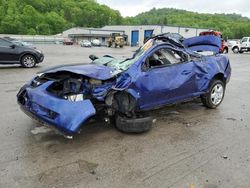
xmin=241 ymin=38 xmax=248 ymax=43
xmin=144 ymin=48 xmax=185 ymax=70
xmin=0 ymin=38 xmax=12 ymax=47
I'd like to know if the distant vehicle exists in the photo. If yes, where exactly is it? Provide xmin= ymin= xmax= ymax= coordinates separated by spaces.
xmin=80 ymin=40 xmax=92 ymax=47
xmin=108 ymin=33 xmax=124 ymax=48
xmin=199 ymin=31 xmax=229 ymax=54
xmin=227 ymin=40 xmax=239 ymax=48
xmin=55 ymin=41 xmax=63 ymax=45
xmin=63 ymin=38 xmax=73 ymax=45
xmin=91 ymin=39 xmax=101 ymax=46
xmin=231 ymin=37 xmax=250 ymax=53
xmin=0 ymin=37 xmax=44 ymax=68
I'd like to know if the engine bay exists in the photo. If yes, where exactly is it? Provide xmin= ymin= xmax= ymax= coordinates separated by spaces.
xmin=32 ymin=71 xmax=113 ymax=102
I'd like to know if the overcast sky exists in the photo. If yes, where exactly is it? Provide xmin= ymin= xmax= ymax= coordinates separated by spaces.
xmin=97 ymin=0 xmax=250 ymax=18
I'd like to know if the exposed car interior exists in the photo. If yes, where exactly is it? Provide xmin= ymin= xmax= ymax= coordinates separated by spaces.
xmin=143 ymin=48 xmax=185 ymax=70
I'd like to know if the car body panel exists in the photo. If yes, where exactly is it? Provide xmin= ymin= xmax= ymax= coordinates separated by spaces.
xmin=199 ymin=31 xmax=228 ymax=53
xmin=17 ymin=35 xmax=231 ymax=135
xmin=19 ymin=81 xmax=96 ymax=134
xmin=183 ymin=35 xmax=221 ymax=53
xmin=39 ymin=63 xmax=116 ymax=80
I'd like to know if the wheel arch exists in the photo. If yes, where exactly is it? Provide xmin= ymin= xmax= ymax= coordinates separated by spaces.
xmin=105 ymin=90 xmax=138 ymax=117
xmin=19 ymin=53 xmax=38 ymax=63
xmin=224 ymin=46 xmax=229 ymax=51
xmin=211 ymin=73 xmax=226 ymax=85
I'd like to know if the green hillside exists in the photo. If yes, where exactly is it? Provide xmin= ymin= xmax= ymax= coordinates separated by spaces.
xmin=124 ymin=8 xmax=250 ymax=39
xmin=0 ymin=0 xmax=123 ymax=35
xmin=0 ymin=1 xmax=249 ymax=38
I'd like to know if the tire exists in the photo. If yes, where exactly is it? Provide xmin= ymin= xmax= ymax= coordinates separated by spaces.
xmin=223 ymin=48 xmax=228 ymax=54
xmin=201 ymin=80 xmax=225 ymax=109
xmin=115 ymin=114 xmax=152 ymax=133
xmin=239 ymin=50 xmax=244 ymax=54
xmin=21 ymin=54 xmax=37 ymax=68
xmin=232 ymin=47 xmax=239 ymax=53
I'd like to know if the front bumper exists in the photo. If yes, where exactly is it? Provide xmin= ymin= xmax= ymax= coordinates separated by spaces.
xmin=17 ymin=81 xmax=96 ymax=134
xmin=37 ymin=53 xmax=44 ymax=63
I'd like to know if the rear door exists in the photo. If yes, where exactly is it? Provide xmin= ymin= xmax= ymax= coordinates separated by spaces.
xmin=0 ymin=38 xmax=19 ymax=63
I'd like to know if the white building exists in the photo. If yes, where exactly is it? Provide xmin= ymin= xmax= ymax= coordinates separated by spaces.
xmin=62 ymin=27 xmax=126 ymax=45
xmin=63 ymin=25 xmax=210 ymax=46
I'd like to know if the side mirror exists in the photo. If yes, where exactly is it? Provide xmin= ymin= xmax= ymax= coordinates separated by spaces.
xmin=10 ymin=44 xmax=16 ymax=49
xmin=89 ymin=54 xmax=99 ymax=61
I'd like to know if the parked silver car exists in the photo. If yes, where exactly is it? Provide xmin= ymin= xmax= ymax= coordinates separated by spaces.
xmin=80 ymin=40 xmax=92 ymax=47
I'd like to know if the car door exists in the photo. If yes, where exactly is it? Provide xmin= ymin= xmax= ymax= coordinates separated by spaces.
xmin=240 ymin=37 xmax=248 ymax=49
xmin=0 ymin=38 xmax=19 ymax=63
xmin=135 ymin=47 xmax=197 ymax=110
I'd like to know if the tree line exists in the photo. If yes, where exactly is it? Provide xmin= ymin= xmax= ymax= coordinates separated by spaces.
xmin=124 ymin=8 xmax=250 ymax=39
xmin=0 ymin=0 xmax=123 ymax=35
xmin=0 ymin=1 xmax=249 ymax=39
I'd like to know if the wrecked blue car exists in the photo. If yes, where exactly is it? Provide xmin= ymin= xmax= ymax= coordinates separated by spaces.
xmin=17 ymin=34 xmax=231 ymax=136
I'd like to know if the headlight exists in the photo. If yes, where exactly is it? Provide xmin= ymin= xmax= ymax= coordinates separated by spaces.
xmin=89 ymin=79 xmax=102 ymax=85
xmin=35 ymin=49 xmax=42 ymax=54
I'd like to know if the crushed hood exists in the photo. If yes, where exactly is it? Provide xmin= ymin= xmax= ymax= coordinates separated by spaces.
xmin=183 ymin=35 xmax=222 ymax=53
xmin=38 ymin=63 xmax=116 ymax=80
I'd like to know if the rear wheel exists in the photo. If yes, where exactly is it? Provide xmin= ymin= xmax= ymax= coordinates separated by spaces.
xmin=21 ymin=55 xmax=36 ymax=68
xmin=201 ymin=80 xmax=225 ymax=109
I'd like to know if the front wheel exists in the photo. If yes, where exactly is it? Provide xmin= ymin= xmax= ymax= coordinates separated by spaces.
xmin=21 ymin=55 xmax=37 ymax=68
xmin=232 ymin=47 xmax=239 ymax=53
xmin=201 ymin=80 xmax=225 ymax=109
xmin=115 ymin=114 xmax=152 ymax=133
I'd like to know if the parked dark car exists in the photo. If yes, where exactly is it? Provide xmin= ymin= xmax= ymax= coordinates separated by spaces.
xmin=0 ymin=38 xmax=44 ymax=68
xmin=17 ymin=34 xmax=231 ymax=137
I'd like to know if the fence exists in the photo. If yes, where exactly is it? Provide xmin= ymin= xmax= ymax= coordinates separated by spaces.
xmin=0 ymin=34 xmax=65 ymax=44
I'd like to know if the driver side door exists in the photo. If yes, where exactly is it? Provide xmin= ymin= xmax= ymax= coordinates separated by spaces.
xmin=135 ymin=47 xmax=197 ymax=110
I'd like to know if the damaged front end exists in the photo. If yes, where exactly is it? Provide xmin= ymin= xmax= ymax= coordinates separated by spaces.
xmin=17 ymin=69 xmax=117 ymax=135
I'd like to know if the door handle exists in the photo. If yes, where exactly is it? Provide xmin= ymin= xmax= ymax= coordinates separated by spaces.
xmin=181 ymin=70 xmax=191 ymax=75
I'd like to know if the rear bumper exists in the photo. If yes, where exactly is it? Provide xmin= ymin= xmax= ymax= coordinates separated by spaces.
xmin=17 ymin=81 xmax=96 ymax=134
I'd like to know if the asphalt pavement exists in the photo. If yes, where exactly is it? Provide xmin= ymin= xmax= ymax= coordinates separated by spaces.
xmin=0 ymin=45 xmax=250 ymax=188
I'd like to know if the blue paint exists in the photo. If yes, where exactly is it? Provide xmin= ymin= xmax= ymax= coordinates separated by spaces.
xmin=21 ymin=81 xmax=96 ymax=134
xmin=183 ymin=35 xmax=222 ymax=53
xmin=17 ymin=35 xmax=231 ymax=135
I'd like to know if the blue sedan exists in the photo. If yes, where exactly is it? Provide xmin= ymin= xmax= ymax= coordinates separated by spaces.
xmin=17 ymin=34 xmax=231 ymax=136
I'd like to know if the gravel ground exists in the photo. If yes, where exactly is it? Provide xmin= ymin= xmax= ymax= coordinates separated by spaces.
xmin=0 ymin=44 xmax=250 ymax=188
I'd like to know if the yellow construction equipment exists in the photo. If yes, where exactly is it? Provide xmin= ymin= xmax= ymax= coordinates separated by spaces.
xmin=108 ymin=33 xmax=124 ymax=48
